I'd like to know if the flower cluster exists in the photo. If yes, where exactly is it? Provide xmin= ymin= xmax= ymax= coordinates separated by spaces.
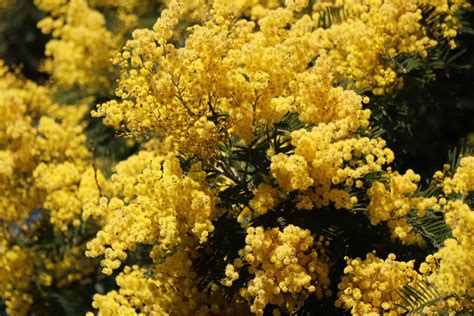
xmin=441 ymin=156 xmax=474 ymax=196
xmin=35 ymin=0 xmax=117 ymax=92
xmin=90 ymin=248 xmax=249 ymax=315
xmin=336 ymin=253 xmax=423 ymax=315
xmin=438 ymin=157 xmax=474 ymax=295
xmin=35 ymin=0 xmax=154 ymax=93
xmin=313 ymin=0 xmax=470 ymax=94
xmin=0 ymin=243 xmax=34 ymax=316
xmin=222 ymin=225 xmax=330 ymax=315
xmin=366 ymin=169 xmax=430 ymax=244
xmin=0 ymin=60 xmax=92 ymax=226
xmin=85 ymin=148 xmax=219 ymax=275
xmin=248 ymin=183 xmax=281 ymax=216
xmin=271 ymin=118 xmax=395 ymax=210
xmin=93 ymin=1 xmax=368 ymax=158
xmin=429 ymin=185 xmax=473 ymax=296
xmin=92 ymin=0 xmax=470 ymax=161
xmin=0 ymin=61 xmax=100 ymax=315
xmin=87 ymin=1 xmax=471 ymax=314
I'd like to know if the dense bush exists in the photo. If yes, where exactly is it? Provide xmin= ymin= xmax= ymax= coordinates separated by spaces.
xmin=0 ymin=0 xmax=473 ymax=315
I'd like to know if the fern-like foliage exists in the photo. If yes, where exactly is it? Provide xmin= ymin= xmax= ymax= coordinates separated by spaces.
xmin=396 ymin=282 xmax=453 ymax=315
xmin=388 ymin=4 xmax=469 ymax=84
xmin=49 ymin=289 xmax=88 ymax=316
xmin=447 ymin=146 xmax=473 ymax=174
xmin=404 ymin=177 xmax=450 ymax=249
xmin=315 ymin=5 xmax=349 ymax=29
xmin=193 ymin=113 xmax=309 ymax=296
xmin=368 ymin=3 xmax=473 ymax=179
xmin=207 ymin=112 xmax=307 ymax=210
xmin=404 ymin=146 xmax=473 ymax=249
xmin=84 ymin=107 xmax=140 ymax=177
xmin=406 ymin=209 xmax=452 ymax=249
xmin=311 ymin=3 xmax=356 ymax=29
xmin=193 ymin=212 xmax=247 ymax=294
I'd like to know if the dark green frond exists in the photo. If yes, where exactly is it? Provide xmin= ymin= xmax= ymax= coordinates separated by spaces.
xmin=413 ymin=180 xmax=442 ymax=199
xmin=50 ymin=289 xmax=87 ymax=316
xmin=314 ymin=5 xmax=352 ymax=29
xmin=84 ymin=109 xmax=139 ymax=176
xmin=448 ymin=146 xmax=473 ymax=174
xmin=406 ymin=209 xmax=452 ymax=249
xmin=396 ymin=282 xmax=452 ymax=315
xmin=357 ymin=124 xmax=385 ymax=139
xmin=210 ymin=112 xmax=309 ymax=210
xmin=274 ymin=112 xmax=308 ymax=133
xmin=193 ymin=213 xmax=247 ymax=293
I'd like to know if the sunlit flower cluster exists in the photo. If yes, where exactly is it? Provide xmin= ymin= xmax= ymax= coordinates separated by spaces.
xmin=272 ymin=123 xmax=394 ymax=210
xmin=35 ymin=0 xmax=154 ymax=93
xmin=91 ymin=248 xmax=249 ymax=315
xmin=222 ymin=225 xmax=330 ymax=315
xmin=0 ymin=243 xmax=34 ymax=316
xmin=429 ymin=200 xmax=474 ymax=296
xmin=85 ymin=148 xmax=219 ymax=275
xmin=93 ymin=0 xmax=370 ymax=158
xmin=312 ymin=0 xmax=470 ymax=94
xmin=336 ymin=253 xmax=423 ymax=315
xmin=441 ymin=156 xmax=474 ymax=195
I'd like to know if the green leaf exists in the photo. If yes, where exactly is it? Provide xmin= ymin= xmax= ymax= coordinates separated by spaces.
xmin=50 ymin=289 xmax=86 ymax=316
xmin=406 ymin=209 xmax=452 ymax=249
xmin=314 ymin=4 xmax=353 ymax=29
xmin=448 ymin=146 xmax=473 ymax=175
xmin=396 ymin=282 xmax=453 ymax=315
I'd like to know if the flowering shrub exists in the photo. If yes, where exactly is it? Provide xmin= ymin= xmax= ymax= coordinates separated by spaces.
xmin=0 ymin=0 xmax=473 ymax=315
